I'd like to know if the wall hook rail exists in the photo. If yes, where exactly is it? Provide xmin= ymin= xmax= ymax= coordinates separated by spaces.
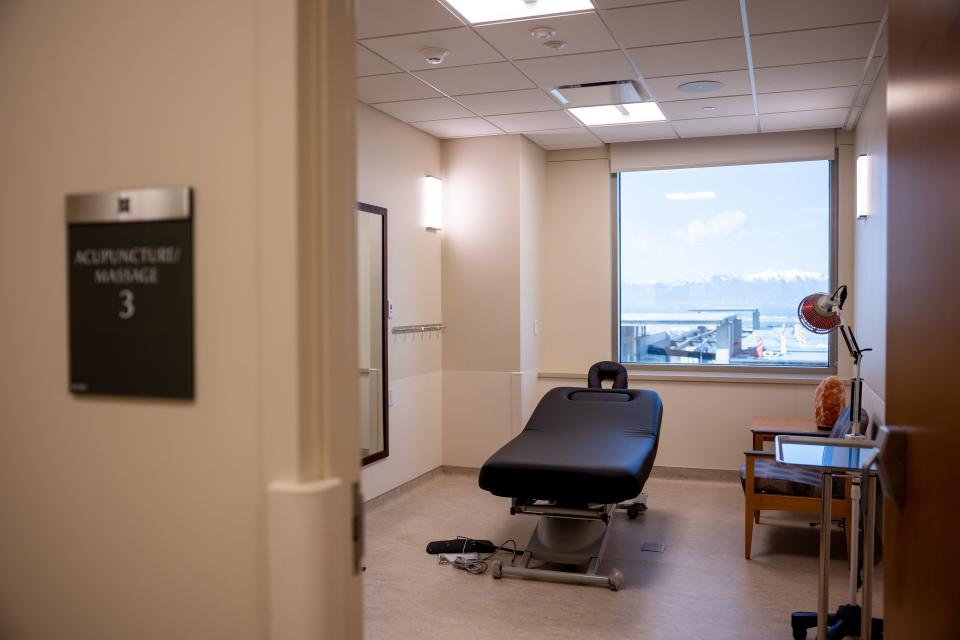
xmin=391 ymin=323 xmax=445 ymax=335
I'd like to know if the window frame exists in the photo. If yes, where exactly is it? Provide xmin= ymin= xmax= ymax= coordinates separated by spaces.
xmin=611 ymin=157 xmax=839 ymax=375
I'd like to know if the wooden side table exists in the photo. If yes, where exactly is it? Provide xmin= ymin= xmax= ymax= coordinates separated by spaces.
xmin=750 ymin=416 xmax=827 ymax=451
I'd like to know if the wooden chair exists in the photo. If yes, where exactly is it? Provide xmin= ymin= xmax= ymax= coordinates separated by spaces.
xmin=741 ymin=410 xmax=866 ymax=560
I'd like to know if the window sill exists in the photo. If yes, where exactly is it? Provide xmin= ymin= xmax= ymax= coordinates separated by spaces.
xmin=538 ymin=370 xmax=828 ymax=386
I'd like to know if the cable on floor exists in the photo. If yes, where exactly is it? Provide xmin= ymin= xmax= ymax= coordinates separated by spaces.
xmin=437 ymin=537 xmax=521 ymax=576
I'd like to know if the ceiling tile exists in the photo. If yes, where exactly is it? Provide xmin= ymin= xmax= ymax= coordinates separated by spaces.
xmin=475 ymin=12 xmax=619 ymax=60
xmin=357 ymin=73 xmax=443 ymax=103
xmin=360 ymin=28 xmax=503 ymax=71
xmin=543 ymin=142 xmax=604 ymax=150
xmin=645 ymin=70 xmax=751 ymax=102
xmin=628 ymin=38 xmax=747 ymax=79
xmin=754 ymin=59 xmax=865 ymax=93
xmin=515 ymin=51 xmax=635 ymax=88
xmin=486 ymin=110 xmax=579 ymax=133
xmin=411 ymin=117 xmax=503 ymax=138
xmin=757 ymin=86 xmax=857 ymax=114
xmin=455 ymin=89 xmax=561 ymax=115
xmin=357 ymin=0 xmax=463 ymax=39
xmin=371 ymin=97 xmax=475 ymax=122
xmin=759 ymin=108 xmax=848 ymax=132
xmin=660 ymin=94 xmax=755 ymax=120
xmin=591 ymin=122 xmax=677 ymax=142
xmin=751 ymin=24 xmax=879 ymax=68
xmin=413 ymin=62 xmax=535 ymax=95
xmin=524 ymin=128 xmax=600 ymax=148
xmin=745 ymin=0 xmax=885 ymax=35
xmin=357 ymin=45 xmax=401 ymax=77
xmin=602 ymin=0 xmax=743 ymax=48
xmin=672 ymin=115 xmax=758 ymax=137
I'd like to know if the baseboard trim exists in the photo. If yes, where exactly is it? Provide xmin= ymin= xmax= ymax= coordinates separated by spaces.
xmin=364 ymin=466 xmax=444 ymax=511
xmin=438 ymin=465 xmax=480 ymax=478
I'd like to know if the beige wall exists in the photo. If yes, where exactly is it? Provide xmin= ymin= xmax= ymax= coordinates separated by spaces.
xmin=442 ymin=136 xmax=524 ymax=373
xmin=541 ymin=152 xmax=614 ymax=373
xmin=0 ymin=2 xmax=266 ymax=638
xmin=0 ymin=1 xmax=362 ymax=637
xmin=853 ymin=65 xmax=888 ymax=424
xmin=518 ymin=139 xmax=545 ymax=423
xmin=519 ymin=139 xmax=545 ymax=373
xmin=441 ymin=135 xmax=546 ymax=466
xmin=356 ymin=104 xmax=443 ymax=499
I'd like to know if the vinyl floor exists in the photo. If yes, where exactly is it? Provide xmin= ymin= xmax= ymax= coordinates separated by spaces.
xmin=363 ymin=469 xmax=883 ymax=640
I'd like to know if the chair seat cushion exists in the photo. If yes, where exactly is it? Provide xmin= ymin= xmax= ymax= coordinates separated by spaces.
xmin=740 ymin=459 xmax=846 ymax=499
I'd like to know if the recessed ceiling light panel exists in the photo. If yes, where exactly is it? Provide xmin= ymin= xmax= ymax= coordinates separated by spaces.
xmin=568 ymin=102 xmax=666 ymax=126
xmin=445 ymin=0 xmax=595 ymax=25
xmin=677 ymin=80 xmax=725 ymax=94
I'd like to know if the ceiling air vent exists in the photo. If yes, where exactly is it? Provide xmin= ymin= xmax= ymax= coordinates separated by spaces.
xmin=550 ymin=80 xmax=647 ymax=108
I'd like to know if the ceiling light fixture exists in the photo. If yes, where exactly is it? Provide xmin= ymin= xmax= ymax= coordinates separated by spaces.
xmin=568 ymin=102 xmax=666 ymax=126
xmin=530 ymin=27 xmax=557 ymax=40
xmin=549 ymin=88 xmax=569 ymax=105
xmin=420 ymin=47 xmax=450 ymax=65
xmin=543 ymin=39 xmax=568 ymax=50
xmin=856 ymin=154 xmax=871 ymax=218
xmin=678 ymin=80 xmax=725 ymax=94
xmin=424 ymin=176 xmax=443 ymax=230
xmin=702 ymin=106 xmax=717 ymax=111
xmin=444 ymin=0 xmax=594 ymax=25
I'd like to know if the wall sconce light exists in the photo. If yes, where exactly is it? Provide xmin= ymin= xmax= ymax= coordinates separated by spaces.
xmin=425 ymin=175 xmax=442 ymax=230
xmin=856 ymin=154 xmax=870 ymax=218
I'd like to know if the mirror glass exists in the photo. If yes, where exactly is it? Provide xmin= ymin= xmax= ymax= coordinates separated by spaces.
xmin=358 ymin=203 xmax=387 ymax=464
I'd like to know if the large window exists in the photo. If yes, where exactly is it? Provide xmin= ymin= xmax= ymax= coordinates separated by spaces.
xmin=618 ymin=160 xmax=833 ymax=369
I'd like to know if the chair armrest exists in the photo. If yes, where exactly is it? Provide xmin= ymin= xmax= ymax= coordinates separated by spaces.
xmin=744 ymin=450 xmax=775 ymax=458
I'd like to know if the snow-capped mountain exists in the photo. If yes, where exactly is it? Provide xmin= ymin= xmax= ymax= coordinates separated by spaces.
xmin=621 ymin=272 xmax=829 ymax=317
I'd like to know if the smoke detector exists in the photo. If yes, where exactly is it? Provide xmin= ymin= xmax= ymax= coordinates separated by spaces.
xmin=420 ymin=47 xmax=450 ymax=65
xmin=530 ymin=27 xmax=557 ymax=40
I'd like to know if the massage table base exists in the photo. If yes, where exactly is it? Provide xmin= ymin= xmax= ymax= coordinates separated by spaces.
xmin=491 ymin=502 xmax=625 ymax=590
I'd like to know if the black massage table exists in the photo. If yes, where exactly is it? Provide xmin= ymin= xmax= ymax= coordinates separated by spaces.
xmin=479 ymin=362 xmax=663 ymax=590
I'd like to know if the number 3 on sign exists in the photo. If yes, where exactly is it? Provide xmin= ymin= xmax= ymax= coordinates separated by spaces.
xmin=118 ymin=289 xmax=135 ymax=320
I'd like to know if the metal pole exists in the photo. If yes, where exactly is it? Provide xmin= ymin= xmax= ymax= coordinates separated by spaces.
xmin=819 ymin=472 xmax=833 ymax=639
xmin=861 ymin=472 xmax=877 ymax=640
xmin=848 ymin=475 xmax=861 ymax=604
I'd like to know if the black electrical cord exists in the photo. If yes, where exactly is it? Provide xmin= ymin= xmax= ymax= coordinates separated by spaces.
xmin=437 ymin=537 xmax=521 ymax=576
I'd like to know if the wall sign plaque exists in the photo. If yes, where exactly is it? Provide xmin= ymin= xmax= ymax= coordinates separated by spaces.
xmin=66 ymin=186 xmax=194 ymax=399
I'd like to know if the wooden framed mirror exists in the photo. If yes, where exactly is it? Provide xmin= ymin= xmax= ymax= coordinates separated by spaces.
xmin=358 ymin=202 xmax=388 ymax=465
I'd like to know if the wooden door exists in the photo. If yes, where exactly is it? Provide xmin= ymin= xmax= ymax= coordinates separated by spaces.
xmin=884 ymin=0 xmax=960 ymax=635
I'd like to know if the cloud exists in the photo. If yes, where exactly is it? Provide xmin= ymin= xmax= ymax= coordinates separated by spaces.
xmin=674 ymin=210 xmax=747 ymax=243
xmin=624 ymin=230 xmax=651 ymax=251
xmin=665 ymin=191 xmax=717 ymax=201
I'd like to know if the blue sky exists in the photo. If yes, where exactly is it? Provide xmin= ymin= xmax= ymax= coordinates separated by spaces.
xmin=619 ymin=160 xmax=831 ymax=285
